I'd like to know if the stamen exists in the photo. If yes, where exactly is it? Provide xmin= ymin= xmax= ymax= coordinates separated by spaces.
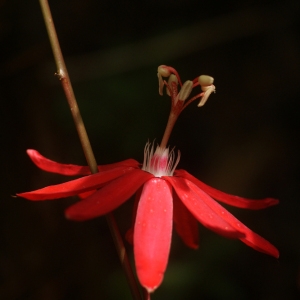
xmin=156 ymin=65 xmax=216 ymax=149
xmin=167 ymin=75 xmax=178 ymax=97
xmin=157 ymin=72 xmax=164 ymax=96
xmin=158 ymin=65 xmax=171 ymax=77
xmin=177 ymin=80 xmax=193 ymax=102
xmin=198 ymin=75 xmax=214 ymax=87
xmin=157 ymin=65 xmax=182 ymax=86
xmin=197 ymin=75 xmax=215 ymax=107
xmin=197 ymin=85 xmax=216 ymax=107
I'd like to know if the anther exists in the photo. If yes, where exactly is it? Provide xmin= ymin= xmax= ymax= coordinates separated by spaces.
xmin=198 ymin=75 xmax=214 ymax=87
xmin=197 ymin=85 xmax=216 ymax=107
xmin=167 ymin=74 xmax=178 ymax=97
xmin=158 ymin=65 xmax=171 ymax=78
xmin=158 ymin=72 xmax=164 ymax=96
xmin=177 ymin=80 xmax=193 ymax=101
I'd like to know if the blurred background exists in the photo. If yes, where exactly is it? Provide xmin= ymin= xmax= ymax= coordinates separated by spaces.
xmin=1 ymin=0 xmax=300 ymax=299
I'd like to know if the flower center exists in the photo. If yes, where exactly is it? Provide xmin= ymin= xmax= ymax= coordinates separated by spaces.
xmin=142 ymin=142 xmax=180 ymax=177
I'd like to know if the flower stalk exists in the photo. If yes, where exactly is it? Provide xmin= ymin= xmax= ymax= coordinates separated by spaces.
xmin=38 ymin=0 xmax=143 ymax=299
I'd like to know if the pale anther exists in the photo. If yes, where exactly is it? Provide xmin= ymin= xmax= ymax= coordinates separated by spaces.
xmin=201 ymin=85 xmax=211 ymax=92
xmin=197 ymin=85 xmax=216 ymax=107
xmin=167 ymin=74 xmax=178 ymax=96
xmin=157 ymin=72 xmax=164 ymax=96
xmin=198 ymin=75 xmax=214 ymax=86
xmin=158 ymin=65 xmax=171 ymax=77
xmin=177 ymin=80 xmax=193 ymax=101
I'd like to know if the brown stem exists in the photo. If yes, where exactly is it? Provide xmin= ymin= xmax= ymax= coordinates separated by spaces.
xmin=39 ymin=1 xmax=142 ymax=299
xmin=106 ymin=214 xmax=142 ymax=299
xmin=39 ymin=0 xmax=97 ymax=173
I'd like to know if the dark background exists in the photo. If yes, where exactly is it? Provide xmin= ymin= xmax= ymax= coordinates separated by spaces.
xmin=1 ymin=0 xmax=300 ymax=299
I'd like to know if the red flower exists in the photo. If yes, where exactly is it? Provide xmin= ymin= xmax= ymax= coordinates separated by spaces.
xmin=17 ymin=65 xmax=279 ymax=293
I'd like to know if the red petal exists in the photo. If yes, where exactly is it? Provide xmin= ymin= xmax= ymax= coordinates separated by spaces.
xmin=26 ymin=149 xmax=91 ymax=175
xmin=134 ymin=178 xmax=173 ymax=293
xmin=99 ymin=159 xmax=140 ymax=171
xmin=65 ymin=169 xmax=154 ymax=221
xmin=26 ymin=149 xmax=140 ymax=176
xmin=17 ymin=166 xmax=135 ymax=201
xmin=184 ymin=178 xmax=279 ymax=258
xmin=239 ymin=234 xmax=279 ymax=258
xmin=173 ymin=192 xmax=199 ymax=249
xmin=163 ymin=177 xmax=243 ymax=239
xmin=78 ymin=190 xmax=97 ymax=199
xmin=175 ymin=169 xmax=279 ymax=210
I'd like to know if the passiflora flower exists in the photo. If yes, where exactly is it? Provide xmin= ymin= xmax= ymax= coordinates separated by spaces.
xmin=17 ymin=65 xmax=279 ymax=293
